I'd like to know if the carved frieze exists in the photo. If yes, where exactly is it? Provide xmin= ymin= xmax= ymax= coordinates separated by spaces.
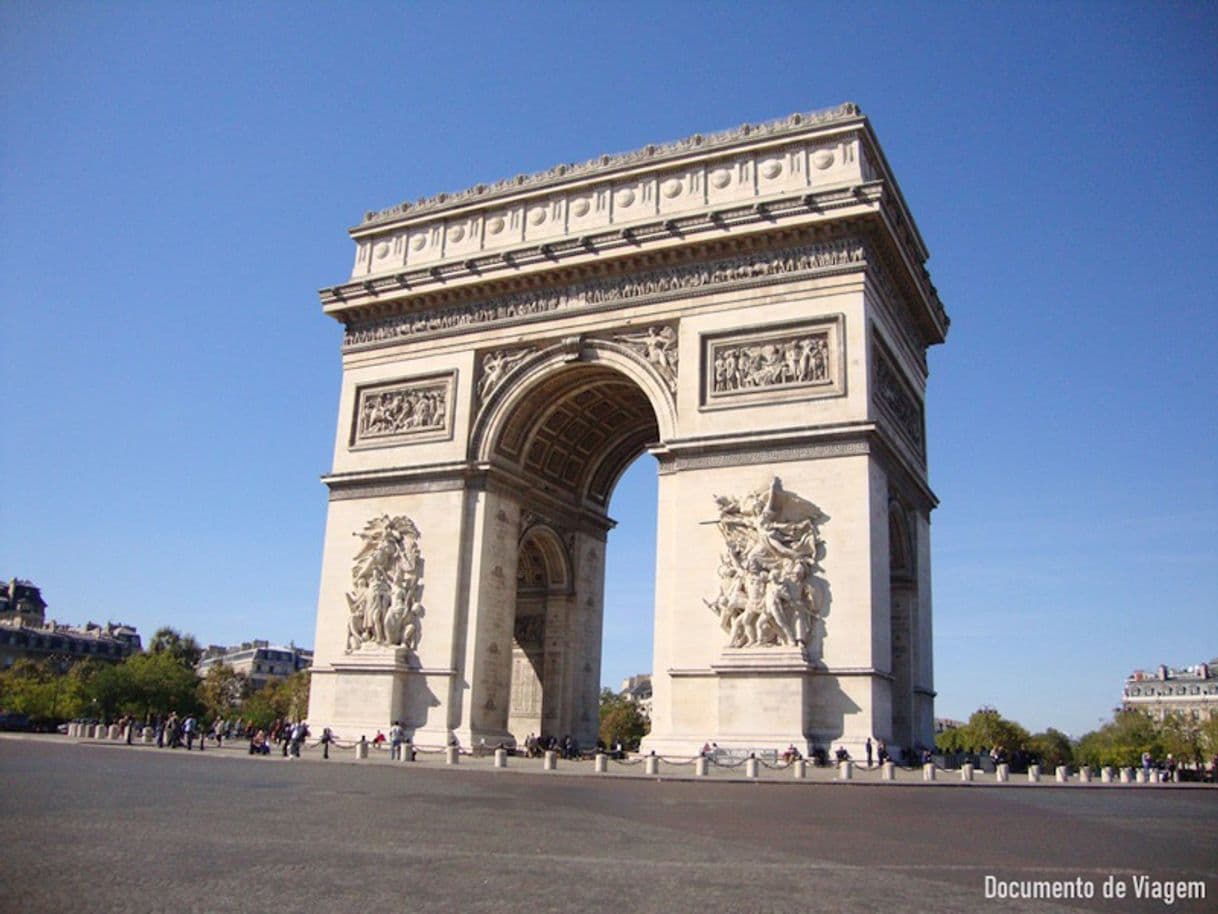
xmin=344 ymin=514 xmax=425 ymax=654
xmin=703 ymin=477 xmax=829 ymax=651
xmin=351 ymin=374 xmax=454 ymax=447
xmin=702 ymin=316 xmax=843 ymax=409
xmin=342 ymin=238 xmax=867 ymax=350
xmin=872 ymin=343 xmax=924 ymax=457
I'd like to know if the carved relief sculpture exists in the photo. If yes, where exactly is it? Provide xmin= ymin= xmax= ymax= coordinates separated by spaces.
xmin=711 ymin=330 xmax=829 ymax=394
xmin=477 ymin=347 xmax=535 ymax=402
xmin=354 ymin=377 xmax=450 ymax=444
xmin=345 ymin=514 xmax=425 ymax=653
xmin=872 ymin=345 xmax=925 ymax=455
xmin=615 ymin=325 xmax=678 ymax=392
xmin=703 ymin=477 xmax=828 ymax=649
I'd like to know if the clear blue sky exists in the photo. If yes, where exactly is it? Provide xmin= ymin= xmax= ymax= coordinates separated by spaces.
xmin=3 ymin=3 xmax=1214 ymax=737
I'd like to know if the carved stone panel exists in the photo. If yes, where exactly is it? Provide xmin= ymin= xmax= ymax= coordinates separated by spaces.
xmin=701 ymin=316 xmax=844 ymax=409
xmin=872 ymin=342 xmax=925 ymax=459
xmin=344 ymin=514 xmax=426 ymax=654
xmin=351 ymin=373 xmax=455 ymax=447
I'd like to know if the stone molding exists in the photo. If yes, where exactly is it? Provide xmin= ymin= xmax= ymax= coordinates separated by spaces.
xmin=342 ymin=237 xmax=867 ymax=352
xmin=654 ymin=428 xmax=873 ymax=474
xmin=668 ymin=664 xmax=894 ymax=680
xmin=357 ymin=103 xmax=863 ymax=228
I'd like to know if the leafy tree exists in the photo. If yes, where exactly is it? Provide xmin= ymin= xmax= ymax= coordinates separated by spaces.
xmin=1027 ymin=728 xmax=1074 ymax=768
xmin=239 ymin=671 xmax=311 ymax=730
xmin=122 ymin=651 xmax=201 ymax=720
xmin=197 ymin=663 xmax=247 ymax=721
xmin=1159 ymin=712 xmax=1205 ymax=767
xmin=960 ymin=708 xmax=1030 ymax=754
xmin=1074 ymin=710 xmax=1162 ymax=768
xmin=0 ymin=659 xmax=61 ymax=721
xmin=149 ymin=626 xmax=203 ymax=667
xmin=598 ymin=687 xmax=649 ymax=751
xmin=934 ymin=725 xmax=968 ymax=754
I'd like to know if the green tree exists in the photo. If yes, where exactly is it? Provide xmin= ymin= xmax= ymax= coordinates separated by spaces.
xmin=960 ymin=708 xmax=1030 ymax=754
xmin=0 ymin=659 xmax=60 ymax=721
xmin=122 ymin=651 xmax=201 ymax=720
xmin=1074 ymin=710 xmax=1162 ymax=768
xmin=197 ymin=663 xmax=247 ymax=721
xmin=239 ymin=671 xmax=311 ymax=730
xmin=149 ymin=626 xmax=203 ymax=667
xmin=1159 ymin=712 xmax=1205 ymax=767
xmin=598 ymin=688 xmax=649 ymax=751
xmin=934 ymin=725 xmax=968 ymax=753
xmin=1027 ymin=728 xmax=1074 ymax=768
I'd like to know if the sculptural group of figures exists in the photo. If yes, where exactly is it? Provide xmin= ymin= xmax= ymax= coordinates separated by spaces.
xmin=345 ymin=515 xmax=425 ymax=652
xmin=712 ymin=334 xmax=829 ymax=393
xmin=704 ymin=478 xmax=827 ymax=649
xmin=358 ymin=388 xmax=446 ymax=437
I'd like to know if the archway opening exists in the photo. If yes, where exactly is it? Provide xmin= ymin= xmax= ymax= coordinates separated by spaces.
xmin=488 ymin=360 xmax=663 ymax=750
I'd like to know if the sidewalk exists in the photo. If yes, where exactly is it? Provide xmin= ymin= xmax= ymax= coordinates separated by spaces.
xmin=19 ymin=732 xmax=1208 ymax=789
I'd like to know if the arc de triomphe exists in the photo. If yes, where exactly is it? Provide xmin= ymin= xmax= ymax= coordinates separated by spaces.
xmin=306 ymin=103 xmax=949 ymax=757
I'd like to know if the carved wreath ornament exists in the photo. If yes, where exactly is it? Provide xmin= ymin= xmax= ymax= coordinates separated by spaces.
xmin=345 ymin=514 xmax=425 ymax=653
xmin=703 ymin=477 xmax=828 ymax=649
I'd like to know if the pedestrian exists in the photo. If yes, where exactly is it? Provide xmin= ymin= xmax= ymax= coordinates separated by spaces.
xmin=865 ymin=737 xmax=873 ymax=768
xmin=321 ymin=727 xmax=334 ymax=760
xmin=183 ymin=714 xmax=197 ymax=750
xmin=389 ymin=720 xmax=405 ymax=761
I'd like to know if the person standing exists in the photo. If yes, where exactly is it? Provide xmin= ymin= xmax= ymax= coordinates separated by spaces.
xmin=389 ymin=721 xmax=405 ymax=761
xmin=865 ymin=738 xmax=873 ymax=768
xmin=183 ymin=714 xmax=197 ymax=750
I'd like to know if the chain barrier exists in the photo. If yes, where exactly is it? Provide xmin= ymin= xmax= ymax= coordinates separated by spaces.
xmin=756 ymin=757 xmax=793 ymax=770
xmin=609 ymin=756 xmax=646 ymax=767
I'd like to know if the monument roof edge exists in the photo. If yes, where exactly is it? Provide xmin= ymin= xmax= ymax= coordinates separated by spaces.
xmin=352 ymin=102 xmax=865 ymax=233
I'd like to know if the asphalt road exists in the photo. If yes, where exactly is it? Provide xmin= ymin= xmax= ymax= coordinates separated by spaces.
xmin=1 ymin=737 xmax=1214 ymax=913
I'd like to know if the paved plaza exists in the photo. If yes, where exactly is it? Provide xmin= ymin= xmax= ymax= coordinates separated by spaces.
xmin=1 ymin=735 xmax=1214 ymax=913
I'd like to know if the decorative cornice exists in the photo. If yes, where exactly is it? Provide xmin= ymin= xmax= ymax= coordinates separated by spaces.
xmin=358 ymin=103 xmax=862 ymax=228
xmin=342 ymin=236 xmax=867 ymax=351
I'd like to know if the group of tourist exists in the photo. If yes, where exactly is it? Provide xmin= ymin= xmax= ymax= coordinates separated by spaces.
xmin=247 ymin=718 xmax=311 ymax=757
xmin=522 ymin=733 xmax=582 ymax=759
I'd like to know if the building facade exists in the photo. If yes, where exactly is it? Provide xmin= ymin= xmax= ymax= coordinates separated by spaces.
xmin=197 ymin=641 xmax=314 ymax=691
xmin=1122 ymin=661 xmax=1217 ymax=721
xmin=0 ymin=579 xmax=141 ymax=668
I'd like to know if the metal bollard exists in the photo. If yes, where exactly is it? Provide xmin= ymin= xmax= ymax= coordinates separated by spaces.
xmin=1079 ymin=766 xmax=1092 ymax=783
xmin=645 ymin=753 xmax=660 ymax=776
xmin=745 ymin=756 xmax=759 ymax=779
xmin=1056 ymin=766 xmax=1068 ymax=783
xmin=922 ymin=763 xmax=936 ymax=781
xmin=1135 ymin=769 xmax=1146 ymax=784
xmin=355 ymin=738 xmax=369 ymax=760
xmin=1028 ymin=764 xmax=1041 ymax=783
xmin=996 ymin=763 xmax=1010 ymax=782
xmin=494 ymin=748 xmax=507 ymax=769
xmin=882 ymin=761 xmax=895 ymax=781
xmin=445 ymin=745 xmax=459 ymax=765
xmin=839 ymin=760 xmax=853 ymax=781
xmin=594 ymin=753 xmax=608 ymax=773
xmin=1120 ymin=767 xmax=1132 ymax=783
xmin=543 ymin=750 xmax=557 ymax=771
xmin=695 ymin=756 xmax=709 ymax=777
xmin=399 ymin=742 xmax=412 ymax=764
xmin=1149 ymin=769 xmax=1160 ymax=784
xmin=109 ymin=724 xmax=120 ymax=740
xmin=961 ymin=763 xmax=974 ymax=782
xmin=1101 ymin=766 xmax=1113 ymax=783
xmin=792 ymin=758 xmax=807 ymax=779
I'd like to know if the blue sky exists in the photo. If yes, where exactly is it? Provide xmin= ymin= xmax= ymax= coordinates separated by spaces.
xmin=2 ymin=2 xmax=1214 ymax=737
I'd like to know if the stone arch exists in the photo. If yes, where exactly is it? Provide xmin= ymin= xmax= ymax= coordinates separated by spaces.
xmin=471 ymin=338 xmax=673 ymax=508
xmin=517 ymin=522 xmax=572 ymax=595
